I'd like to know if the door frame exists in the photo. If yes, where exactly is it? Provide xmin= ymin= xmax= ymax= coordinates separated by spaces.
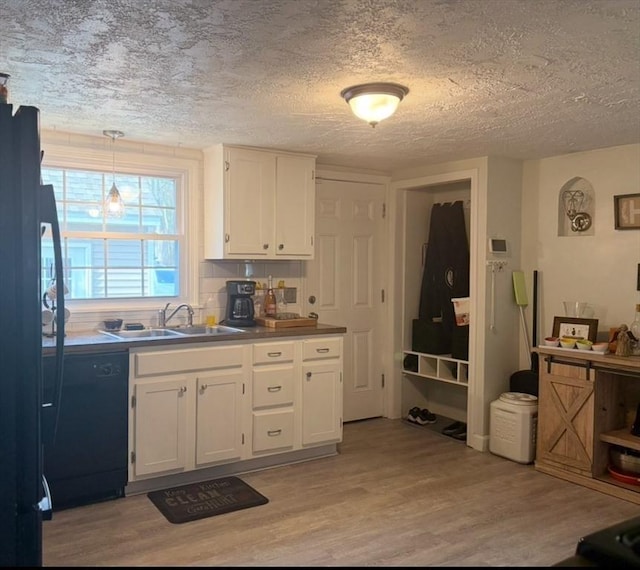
xmin=387 ymin=169 xmax=484 ymax=451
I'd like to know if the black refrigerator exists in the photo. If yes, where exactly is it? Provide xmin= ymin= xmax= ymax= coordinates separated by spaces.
xmin=0 ymin=103 xmax=66 ymax=565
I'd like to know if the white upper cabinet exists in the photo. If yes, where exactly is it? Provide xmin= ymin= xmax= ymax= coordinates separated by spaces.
xmin=274 ymin=154 xmax=315 ymax=257
xmin=204 ymin=144 xmax=316 ymax=260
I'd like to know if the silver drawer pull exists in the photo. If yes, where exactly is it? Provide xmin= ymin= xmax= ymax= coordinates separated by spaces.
xmin=179 ymin=386 xmax=187 ymax=395
xmin=267 ymin=351 xmax=282 ymax=357
xmin=267 ymin=429 xmax=282 ymax=437
xmin=306 ymin=372 xmax=312 ymax=380
xmin=267 ymin=385 xmax=282 ymax=392
xmin=316 ymin=347 xmax=330 ymax=353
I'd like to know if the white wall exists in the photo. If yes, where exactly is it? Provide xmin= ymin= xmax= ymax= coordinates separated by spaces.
xmin=520 ymin=144 xmax=640 ymax=363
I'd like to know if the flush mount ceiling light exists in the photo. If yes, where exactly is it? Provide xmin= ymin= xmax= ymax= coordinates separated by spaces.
xmin=103 ymin=129 xmax=125 ymax=218
xmin=340 ymin=82 xmax=409 ymax=127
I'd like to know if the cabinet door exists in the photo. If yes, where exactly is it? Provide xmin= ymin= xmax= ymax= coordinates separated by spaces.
xmin=274 ymin=154 xmax=315 ymax=257
xmin=226 ymin=147 xmax=275 ymax=257
xmin=301 ymin=361 xmax=342 ymax=446
xmin=133 ymin=376 xmax=189 ymax=477
xmin=537 ymin=362 xmax=594 ymax=476
xmin=195 ymin=370 xmax=244 ymax=466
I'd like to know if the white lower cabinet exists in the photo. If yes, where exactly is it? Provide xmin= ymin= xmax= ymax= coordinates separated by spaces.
xmin=128 ymin=335 xmax=343 ymax=485
xmin=194 ymin=369 xmax=245 ymax=466
xmin=301 ymin=337 xmax=343 ymax=446
xmin=251 ymin=341 xmax=296 ymax=455
xmin=133 ymin=375 xmax=189 ymax=477
xmin=129 ymin=344 xmax=247 ymax=481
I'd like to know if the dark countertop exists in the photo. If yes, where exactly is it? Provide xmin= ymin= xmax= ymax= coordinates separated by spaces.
xmin=43 ymin=323 xmax=347 ymax=355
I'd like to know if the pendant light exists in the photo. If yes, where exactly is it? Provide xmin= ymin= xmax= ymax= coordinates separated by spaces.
xmin=103 ymin=129 xmax=125 ymax=218
xmin=340 ymin=82 xmax=409 ymax=127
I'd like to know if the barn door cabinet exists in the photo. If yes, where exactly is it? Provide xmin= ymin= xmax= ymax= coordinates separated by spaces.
xmin=203 ymin=144 xmax=316 ymax=260
xmin=535 ymin=347 xmax=640 ymax=505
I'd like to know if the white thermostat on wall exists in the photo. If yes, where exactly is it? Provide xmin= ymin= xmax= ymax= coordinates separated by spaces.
xmin=488 ymin=237 xmax=508 ymax=254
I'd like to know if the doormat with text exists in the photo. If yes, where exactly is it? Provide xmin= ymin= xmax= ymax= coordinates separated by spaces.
xmin=147 ymin=476 xmax=269 ymax=524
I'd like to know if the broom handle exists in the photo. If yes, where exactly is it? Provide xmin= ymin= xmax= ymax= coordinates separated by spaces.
xmin=532 ymin=270 xmax=538 ymax=347
xmin=519 ymin=306 xmax=532 ymax=368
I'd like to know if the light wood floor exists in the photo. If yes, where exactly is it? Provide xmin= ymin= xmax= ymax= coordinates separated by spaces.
xmin=43 ymin=418 xmax=640 ymax=567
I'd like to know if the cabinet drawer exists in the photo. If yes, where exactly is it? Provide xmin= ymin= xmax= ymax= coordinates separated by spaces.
xmin=253 ymin=341 xmax=295 ymax=364
xmin=253 ymin=366 xmax=294 ymax=408
xmin=252 ymin=410 xmax=294 ymax=452
xmin=134 ymin=345 xmax=244 ymax=377
xmin=302 ymin=337 xmax=341 ymax=360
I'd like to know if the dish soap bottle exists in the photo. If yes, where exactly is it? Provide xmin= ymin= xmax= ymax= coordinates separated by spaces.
xmin=264 ymin=275 xmax=277 ymax=318
xmin=631 ymin=303 xmax=640 ymax=355
xmin=204 ymin=295 xmax=217 ymax=326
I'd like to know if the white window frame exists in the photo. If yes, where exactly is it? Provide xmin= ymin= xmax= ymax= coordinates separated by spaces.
xmin=41 ymin=136 xmax=200 ymax=313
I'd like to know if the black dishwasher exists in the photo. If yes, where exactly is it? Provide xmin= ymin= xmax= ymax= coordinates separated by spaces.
xmin=42 ymin=351 xmax=129 ymax=510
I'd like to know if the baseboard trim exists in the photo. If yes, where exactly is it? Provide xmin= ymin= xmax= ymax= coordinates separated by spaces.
xmin=126 ymin=444 xmax=338 ymax=496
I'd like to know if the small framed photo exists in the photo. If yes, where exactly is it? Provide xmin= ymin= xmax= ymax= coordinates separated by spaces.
xmin=614 ymin=193 xmax=640 ymax=230
xmin=552 ymin=317 xmax=599 ymax=342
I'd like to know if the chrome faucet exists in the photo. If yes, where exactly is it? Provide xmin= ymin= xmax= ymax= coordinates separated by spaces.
xmin=159 ymin=302 xmax=194 ymax=327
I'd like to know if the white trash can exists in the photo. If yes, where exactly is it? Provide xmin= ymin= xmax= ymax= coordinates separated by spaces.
xmin=489 ymin=392 xmax=538 ymax=464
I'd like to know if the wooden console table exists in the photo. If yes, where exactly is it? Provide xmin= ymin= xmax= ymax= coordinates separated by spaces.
xmin=535 ymin=347 xmax=640 ymax=504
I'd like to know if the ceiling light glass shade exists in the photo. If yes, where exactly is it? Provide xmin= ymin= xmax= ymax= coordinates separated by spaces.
xmin=103 ymin=129 xmax=125 ymax=218
xmin=340 ymin=83 xmax=409 ymax=127
xmin=105 ymin=182 xmax=125 ymax=217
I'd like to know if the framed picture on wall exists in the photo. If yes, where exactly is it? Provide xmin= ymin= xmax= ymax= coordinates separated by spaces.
xmin=614 ymin=193 xmax=640 ymax=230
xmin=552 ymin=317 xmax=599 ymax=342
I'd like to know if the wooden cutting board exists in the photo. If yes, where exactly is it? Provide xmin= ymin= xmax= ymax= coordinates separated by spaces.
xmin=255 ymin=316 xmax=317 ymax=328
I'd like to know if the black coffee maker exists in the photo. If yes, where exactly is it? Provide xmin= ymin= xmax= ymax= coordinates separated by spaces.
xmin=225 ymin=280 xmax=256 ymax=327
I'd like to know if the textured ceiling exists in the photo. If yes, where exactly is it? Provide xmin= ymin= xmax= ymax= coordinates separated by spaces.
xmin=2 ymin=0 xmax=639 ymax=172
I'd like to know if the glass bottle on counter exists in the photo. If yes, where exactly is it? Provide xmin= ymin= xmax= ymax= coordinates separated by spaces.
xmin=630 ymin=303 xmax=640 ymax=355
xmin=264 ymin=275 xmax=277 ymax=317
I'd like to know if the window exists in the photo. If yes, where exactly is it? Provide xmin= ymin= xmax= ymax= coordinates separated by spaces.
xmin=41 ymin=165 xmax=184 ymax=302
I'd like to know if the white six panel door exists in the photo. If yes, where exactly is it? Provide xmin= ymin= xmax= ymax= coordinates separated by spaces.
xmin=305 ymin=178 xmax=386 ymax=421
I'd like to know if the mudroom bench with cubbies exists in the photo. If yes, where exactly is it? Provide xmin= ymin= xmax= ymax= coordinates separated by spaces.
xmin=402 ymin=350 xmax=469 ymax=440
xmin=402 ymin=350 xmax=469 ymax=386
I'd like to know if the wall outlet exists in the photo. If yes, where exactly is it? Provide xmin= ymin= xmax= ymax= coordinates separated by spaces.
xmin=284 ymin=287 xmax=297 ymax=303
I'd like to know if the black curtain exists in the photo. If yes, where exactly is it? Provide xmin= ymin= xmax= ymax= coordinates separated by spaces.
xmin=418 ymin=201 xmax=470 ymax=353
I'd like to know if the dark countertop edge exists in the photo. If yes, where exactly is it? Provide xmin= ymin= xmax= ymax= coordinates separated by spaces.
xmin=43 ymin=323 xmax=347 ymax=356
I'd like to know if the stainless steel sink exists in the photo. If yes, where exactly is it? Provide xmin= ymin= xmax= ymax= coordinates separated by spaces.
xmin=99 ymin=328 xmax=184 ymax=340
xmin=167 ymin=325 xmax=247 ymax=336
xmin=99 ymin=324 xmax=248 ymax=340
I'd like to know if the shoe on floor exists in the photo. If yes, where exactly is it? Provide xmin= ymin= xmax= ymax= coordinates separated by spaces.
xmin=451 ymin=427 xmax=467 ymax=441
xmin=406 ymin=407 xmax=421 ymax=423
xmin=443 ymin=421 xmax=467 ymax=440
xmin=442 ymin=421 xmax=465 ymax=435
xmin=416 ymin=408 xmax=437 ymax=425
